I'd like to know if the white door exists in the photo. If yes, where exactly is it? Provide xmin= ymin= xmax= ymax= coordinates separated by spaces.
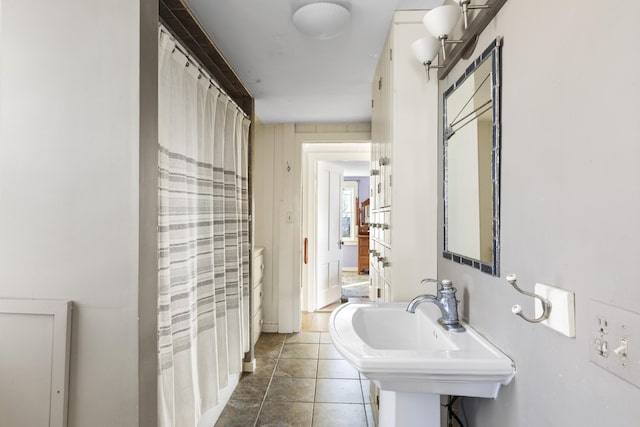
xmin=316 ymin=161 xmax=343 ymax=310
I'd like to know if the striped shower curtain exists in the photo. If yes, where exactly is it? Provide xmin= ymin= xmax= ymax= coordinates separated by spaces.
xmin=157 ymin=30 xmax=251 ymax=427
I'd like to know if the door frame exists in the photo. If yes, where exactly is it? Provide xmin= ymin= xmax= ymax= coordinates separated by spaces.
xmin=301 ymin=143 xmax=370 ymax=313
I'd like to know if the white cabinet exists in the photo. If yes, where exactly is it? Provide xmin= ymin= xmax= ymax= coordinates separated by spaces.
xmin=369 ymin=10 xmax=440 ymax=303
xmin=252 ymin=246 xmax=265 ymax=344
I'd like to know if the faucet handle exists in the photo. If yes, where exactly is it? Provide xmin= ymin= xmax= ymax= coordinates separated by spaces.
xmin=420 ymin=278 xmax=454 ymax=293
xmin=421 ymin=278 xmax=443 ymax=294
xmin=420 ymin=279 xmax=453 ymax=289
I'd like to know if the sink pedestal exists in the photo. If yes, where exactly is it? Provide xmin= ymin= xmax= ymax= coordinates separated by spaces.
xmin=379 ymin=390 xmax=440 ymax=427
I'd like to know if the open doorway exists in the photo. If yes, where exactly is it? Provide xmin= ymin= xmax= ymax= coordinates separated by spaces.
xmin=339 ymin=162 xmax=370 ymax=305
xmin=301 ymin=143 xmax=370 ymax=317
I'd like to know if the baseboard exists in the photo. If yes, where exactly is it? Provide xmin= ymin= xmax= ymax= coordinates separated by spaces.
xmin=262 ymin=322 xmax=278 ymax=333
xmin=343 ymin=267 xmax=358 ymax=272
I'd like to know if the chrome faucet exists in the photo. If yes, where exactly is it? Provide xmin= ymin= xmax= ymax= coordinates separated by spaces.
xmin=406 ymin=279 xmax=465 ymax=332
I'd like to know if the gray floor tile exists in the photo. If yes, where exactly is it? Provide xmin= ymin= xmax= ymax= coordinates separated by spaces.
xmin=318 ymin=343 xmax=342 ymax=360
xmin=258 ymin=333 xmax=287 ymax=344
xmin=280 ymin=343 xmax=319 ymax=359
xmin=365 ymin=404 xmax=375 ymax=427
xmin=256 ymin=401 xmax=313 ymax=427
xmin=252 ymin=357 xmax=278 ymax=378
xmin=286 ymin=332 xmax=320 ymax=344
xmin=255 ymin=340 xmax=284 ymax=359
xmin=319 ymin=333 xmax=333 ymax=344
xmin=265 ymin=377 xmax=316 ymax=402
xmin=308 ymin=313 xmax=331 ymax=332
xmin=214 ymin=399 xmax=261 ymax=427
xmin=230 ymin=376 xmax=270 ymax=401
xmin=312 ymin=403 xmax=367 ymax=427
xmin=360 ymin=379 xmax=371 ymax=404
xmin=315 ymin=379 xmax=363 ymax=404
xmin=317 ymin=359 xmax=359 ymax=379
xmin=274 ymin=358 xmax=318 ymax=378
xmin=219 ymin=310 xmax=374 ymax=426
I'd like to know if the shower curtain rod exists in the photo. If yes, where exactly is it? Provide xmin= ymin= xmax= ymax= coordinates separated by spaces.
xmin=159 ymin=25 xmax=250 ymax=120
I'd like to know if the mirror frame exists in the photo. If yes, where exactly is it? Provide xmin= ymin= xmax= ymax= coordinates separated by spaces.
xmin=442 ymin=37 xmax=502 ymax=276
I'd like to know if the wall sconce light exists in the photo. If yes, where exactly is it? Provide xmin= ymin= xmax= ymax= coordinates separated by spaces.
xmin=422 ymin=5 xmax=463 ymax=60
xmin=413 ymin=0 xmax=507 ymax=81
xmin=410 ymin=37 xmax=443 ymax=81
xmin=454 ymin=0 xmax=491 ymax=29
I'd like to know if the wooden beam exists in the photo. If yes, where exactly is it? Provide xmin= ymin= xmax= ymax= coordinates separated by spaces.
xmin=159 ymin=0 xmax=253 ymax=107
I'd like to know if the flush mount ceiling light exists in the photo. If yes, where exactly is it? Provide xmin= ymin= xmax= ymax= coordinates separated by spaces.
xmin=292 ymin=2 xmax=351 ymax=40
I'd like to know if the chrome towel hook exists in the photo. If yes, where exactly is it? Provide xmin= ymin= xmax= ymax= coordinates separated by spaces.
xmin=506 ymin=274 xmax=552 ymax=323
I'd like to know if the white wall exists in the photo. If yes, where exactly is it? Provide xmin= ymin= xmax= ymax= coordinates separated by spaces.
xmin=0 ymin=1 xmax=157 ymax=425
xmin=438 ymin=0 xmax=640 ymax=425
xmin=253 ymin=123 xmax=370 ymax=331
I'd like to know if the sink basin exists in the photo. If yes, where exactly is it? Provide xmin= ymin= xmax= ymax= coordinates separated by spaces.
xmin=329 ymin=302 xmax=515 ymax=398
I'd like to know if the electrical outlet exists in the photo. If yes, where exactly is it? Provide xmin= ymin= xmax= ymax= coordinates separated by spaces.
xmin=589 ymin=299 xmax=640 ymax=390
xmin=595 ymin=315 xmax=609 ymax=335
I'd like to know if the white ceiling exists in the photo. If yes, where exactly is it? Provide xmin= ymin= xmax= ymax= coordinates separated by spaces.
xmin=184 ymin=0 xmax=443 ymax=123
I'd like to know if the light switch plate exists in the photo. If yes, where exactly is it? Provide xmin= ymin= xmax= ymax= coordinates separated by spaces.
xmin=589 ymin=299 xmax=640 ymax=389
xmin=534 ymin=283 xmax=576 ymax=338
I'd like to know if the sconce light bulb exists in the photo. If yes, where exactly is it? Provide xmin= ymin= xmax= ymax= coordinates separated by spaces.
xmin=512 ymin=304 xmax=522 ymax=314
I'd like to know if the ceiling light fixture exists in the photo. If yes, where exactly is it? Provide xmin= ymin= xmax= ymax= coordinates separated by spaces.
xmin=292 ymin=2 xmax=351 ymax=40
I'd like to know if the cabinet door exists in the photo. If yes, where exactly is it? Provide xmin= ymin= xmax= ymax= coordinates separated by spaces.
xmin=371 ymin=141 xmax=381 ymax=210
xmin=383 ymin=278 xmax=392 ymax=303
xmin=383 ymin=210 xmax=391 ymax=246
xmin=253 ymin=308 xmax=263 ymax=345
xmin=379 ymin=33 xmax=393 ymax=209
xmin=252 ymin=283 xmax=263 ymax=316
xmin=369 ymin=269 xmax=378 ymax=301
xmin=370 ymin=67 xmax=382 ymax=211
xmin=369 ymin=242 xmax=383 ymax=301
xmin=253 ymin=250 xmax=264 ymax=288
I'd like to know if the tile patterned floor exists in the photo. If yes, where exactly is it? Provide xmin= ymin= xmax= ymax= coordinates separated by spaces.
xmin=215 ymin=313 xmax=374 ymax=427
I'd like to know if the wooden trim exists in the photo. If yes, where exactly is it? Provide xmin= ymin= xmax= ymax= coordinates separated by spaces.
xmin=140 ymin=2 xmax=159 ymax=425
xmin=159 ymin=0 xmax=253 ymax=113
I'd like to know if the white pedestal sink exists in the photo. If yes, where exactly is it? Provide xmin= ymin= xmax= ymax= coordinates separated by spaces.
xmin=329 ymin=302 xmax=515 ymax=427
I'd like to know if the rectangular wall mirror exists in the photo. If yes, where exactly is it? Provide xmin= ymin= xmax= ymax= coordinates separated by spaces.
xmin=443 ymin=38 xmax=502 ymax=276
